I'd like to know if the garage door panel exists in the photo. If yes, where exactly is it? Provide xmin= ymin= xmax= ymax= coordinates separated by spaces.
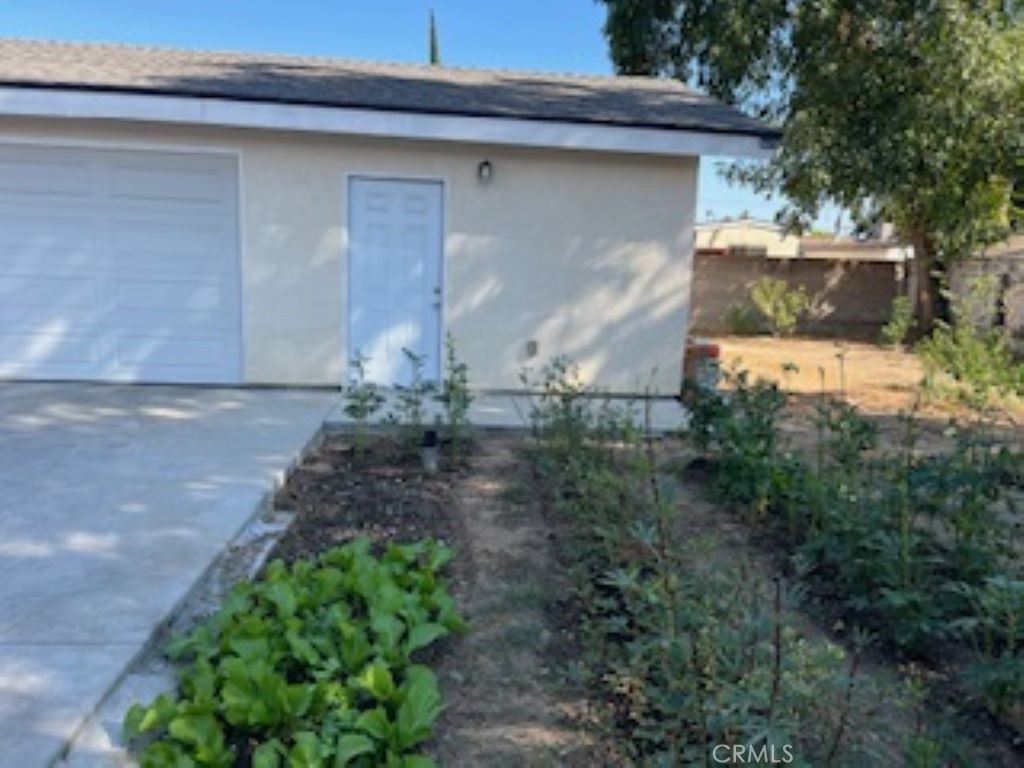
xmin=0 ymin=332 xmax=101 ymax=373
xmin=110 ymin=219 xmax=231 ymax=277
xmin=0 ymin=151 xmax=92 ymax=198
xmin=0 ymin=274 xmax=102 ymax=313
xmin=0 ymin=215 xmax=100 ymax=271
xmin=113 ymin=279 xmax=222 ymax=312
xmin=0 ymin=144 xmax=241 ymax=384
xmin=109 ymin=161 xmax=232 ymax=207
xmin=112 ymin=335 xmax=232 ymax=369
xmin=110 ymin=310 xmax=232 ymax=339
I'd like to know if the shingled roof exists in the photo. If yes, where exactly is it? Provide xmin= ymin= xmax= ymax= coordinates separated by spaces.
xmin=0 ymin=39 xmax=778 ymax=139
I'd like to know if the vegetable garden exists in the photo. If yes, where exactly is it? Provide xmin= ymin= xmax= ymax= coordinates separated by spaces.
xmin=120 ymin=346 xmax=1022 ymax=766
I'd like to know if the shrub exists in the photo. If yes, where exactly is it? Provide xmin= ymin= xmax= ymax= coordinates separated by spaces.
xmin=684 ymin=368 xmax=1024 ymax=726
xmin=344 ymin=354 xmax=385 ymax=454
xmin=750 ymin=277 xmax=809 ymax=337
xmin=390 ymin=349 xmax=435 ymax=449
xmin=919 ymin=275 xmax=1024 ymax=403
xmin=436 ymin=334 xmax=473 ymax=460
xmin=881 ymin=295 xmax=916 ymax=348
xmin=123 ymin=538 xmax=463 ymax=767
xmin=526 ymin=365 xmax=903 ymax=765
xmin=919 ymin=322 xmax=1024 ymax=402
xmin=724 ymin=301 xmax=764 ymax=335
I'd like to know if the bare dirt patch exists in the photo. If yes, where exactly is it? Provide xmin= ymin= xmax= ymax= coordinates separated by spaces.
xmin=270 ymin=437 xmax=464 ymax=561
xmin=714 ymin=335 xmax=1023 ymax=448
xmin=716 ymin=336 xmax=928 ymax=414
xmin=432 ymin=435 xmax=595 ymax=767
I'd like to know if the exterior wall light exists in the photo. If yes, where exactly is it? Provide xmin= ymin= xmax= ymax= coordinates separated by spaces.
xmin=477 ymin=160 xmax=494 ymax=183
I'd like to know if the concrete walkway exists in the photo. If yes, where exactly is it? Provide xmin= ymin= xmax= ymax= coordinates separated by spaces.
xmin=0 ymin=384 xmax=336 ymax=766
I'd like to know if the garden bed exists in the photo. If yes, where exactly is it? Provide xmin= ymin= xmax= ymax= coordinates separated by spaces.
xmin=272 ymin=432 xmax=597 ymax=766
xmin=120 ymin=360 xmax=1022 ymax=765
xmin=269 ymin=436 xmax=466 ymax=566
xmin=678 ymin=369 xmax=1024 ymax=765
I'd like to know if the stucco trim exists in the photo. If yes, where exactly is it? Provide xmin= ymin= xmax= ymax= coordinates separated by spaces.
xmin=0 ymin=86 xmax=776 ymax=159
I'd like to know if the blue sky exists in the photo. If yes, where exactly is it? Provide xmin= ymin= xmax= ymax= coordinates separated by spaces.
xmin=2 ymin=0 xmax=818 ymax=225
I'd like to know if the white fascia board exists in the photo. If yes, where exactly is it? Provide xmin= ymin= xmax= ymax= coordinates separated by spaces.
xmin=795 ymin=245 xmax=915 ymax=263
xmin=0 ymin=87 xmax=777 ymax=159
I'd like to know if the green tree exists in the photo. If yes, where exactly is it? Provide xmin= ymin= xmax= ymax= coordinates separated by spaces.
xmin=429 ymin=10 xmax=441 ymax=66
xmin=599 ymin=0 xmax=1024 ymax=329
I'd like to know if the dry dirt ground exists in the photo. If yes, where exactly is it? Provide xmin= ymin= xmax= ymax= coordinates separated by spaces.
xmin=716 ymin=335 xmax=1024 ymax=420
xmin=716 ymin=336 xmax=930 ymax=414
xmin=430 ymin=435 xmax=596 ymax=767
xmin=715 ymin=336 xmax=1023 ymax=450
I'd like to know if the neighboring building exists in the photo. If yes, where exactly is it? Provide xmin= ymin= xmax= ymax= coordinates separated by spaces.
xmin=692 ymin=218 xmax=913 ymax=336
xmin=949 ymin=234 xmax=1024 ymax=336
xmin=0 ymin=39 xmax=778 ymax=393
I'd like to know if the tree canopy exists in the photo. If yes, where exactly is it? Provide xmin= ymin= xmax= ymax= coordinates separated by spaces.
xmin=599 ymin=0 xmax=1024 ymax=324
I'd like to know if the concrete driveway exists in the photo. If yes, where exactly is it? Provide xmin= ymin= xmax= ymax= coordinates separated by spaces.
xmin=0 ymin=383 xmax=336 ymax=766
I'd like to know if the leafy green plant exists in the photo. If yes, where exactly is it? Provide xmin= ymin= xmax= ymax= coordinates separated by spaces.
xmin=686 ymin=365 xmax=788 ymax=519
xmin=684 ymin=362 xmax=1024 ymax=737
xmin=750 ymin=276 xmax=809 ymax=337
xmin=919 ymin=322 xmax=1023 ymax=403
xmin=344 ymin=354 xmax=385 ymax=454
xmin=958 ymin=576 xmax=1024 ymax=720
xmin=526 ymin=363 xmax=904 ymax=764
xmin=523 ymin=356 xmax=593 ymax=463
xmin=391 ymin=349 xmax=435 ymax=449
xmin=919 ymin=275 xmax=1024 ymax=403
xmin=124 ymin=538 xmax=463 ymax=767
xmin=881 ymin=295 xmax=916 ymax=349
xmin=724 ymin=301 xmax=764 ymax=336
xmin=436 ymin=334 xmax=473 ymax=460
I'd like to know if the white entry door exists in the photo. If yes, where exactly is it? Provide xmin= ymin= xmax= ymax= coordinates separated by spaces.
xmin=348 ymin=177 xmax=443 ymax=386
xmin=0 ymin=143 xmax=242 ymax=384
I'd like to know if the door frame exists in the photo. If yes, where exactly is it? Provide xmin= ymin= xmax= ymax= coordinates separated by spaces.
xmin=344 ymin=173 xmax=447 ymax=384
xmin=0 ymin=136 xmax=246 ymax=384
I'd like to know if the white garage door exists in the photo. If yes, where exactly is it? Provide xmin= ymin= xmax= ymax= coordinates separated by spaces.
xmin=0 ymin=143 xmax=242 ymax=384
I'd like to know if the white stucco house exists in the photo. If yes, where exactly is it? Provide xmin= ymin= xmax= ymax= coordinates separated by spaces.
xmin=0 ymin=39 xmax=777 ymax=393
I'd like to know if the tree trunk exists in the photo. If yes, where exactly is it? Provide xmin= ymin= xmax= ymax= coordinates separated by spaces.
xmin=909 ymin=232 xmax=946 ymax=335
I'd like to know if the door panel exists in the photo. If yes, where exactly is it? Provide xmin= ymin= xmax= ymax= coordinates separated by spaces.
xmin=348 ymin=178 xmax=443 ymax=386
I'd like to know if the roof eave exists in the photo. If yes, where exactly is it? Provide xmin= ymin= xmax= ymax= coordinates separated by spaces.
xmin=0 ymin=85 xmax=778 ymax=159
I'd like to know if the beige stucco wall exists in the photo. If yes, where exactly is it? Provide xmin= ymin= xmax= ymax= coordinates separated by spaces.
xmin=0 ymin=118 xmax=696 ymax=393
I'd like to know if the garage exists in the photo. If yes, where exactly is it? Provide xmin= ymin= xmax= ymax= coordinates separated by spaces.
xmin=0 ymin=143 xmax=242 ymax=384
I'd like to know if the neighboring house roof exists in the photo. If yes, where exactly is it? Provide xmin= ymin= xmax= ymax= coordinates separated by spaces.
xmin=696 ymin=218 xmax=782 ymax=231
xmin=0 ymin=39 xmax=778 ymax=140
xmin=695 ymin=219 xmax=913 ymax=262
xmin=695 ymin=219 xmax=800 ymax=259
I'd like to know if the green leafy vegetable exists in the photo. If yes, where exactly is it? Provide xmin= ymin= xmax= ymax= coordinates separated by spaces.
xmin=123 ymin=538 xmax=463 ymax=766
